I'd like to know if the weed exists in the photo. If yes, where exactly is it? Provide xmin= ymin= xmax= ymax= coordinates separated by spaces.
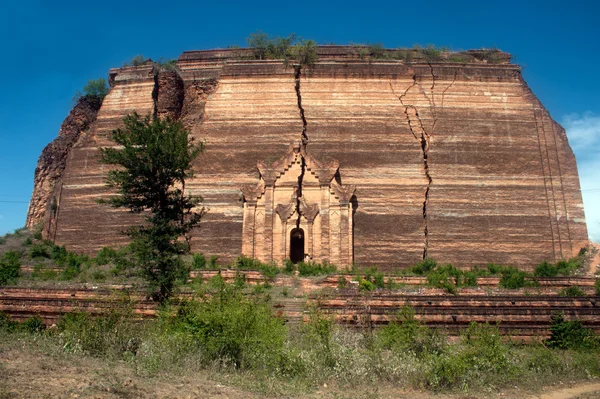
xmin=96 ymin=247 xmax=118 ymax=265
xmin=0 ymin=251 xmax=21 ymax=285
xmin=297 ymin=260 xmax=336 ymax=277
xmin=192 ymin=253 xmax=206 ymax=269
xmin=284 ymin=258 xmax=295 ymax=274
xmin=31 ymin=264 xmax=58 ymax=281
xmin=412 ymin=258 xmax=437 ymax=275
xmin=546 ymin=313 xmax=598 ymax=350
xmin=559 ymin=286 xmax=586 ymax=297
xmin=208 ymin=255 xmax=219 ymax=269
xmin=337 ymin=275 xmax=348 ymax=289
xmin=20 ymin=315 xmax=45 ymax=334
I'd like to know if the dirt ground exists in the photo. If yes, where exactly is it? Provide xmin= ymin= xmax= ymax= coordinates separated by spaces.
xmin=1 ymin=341 xmax=599 ymax=399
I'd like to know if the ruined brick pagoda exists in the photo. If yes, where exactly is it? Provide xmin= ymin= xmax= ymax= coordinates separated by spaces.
xmin=27 ymin=46 xmax=589 ymax=271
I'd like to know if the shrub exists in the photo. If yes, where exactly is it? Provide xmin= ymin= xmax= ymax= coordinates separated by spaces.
xmin=535 ymin=261 xmax=558 ymax=277
xmin=234 ymin=255 xmax=263 ymax=270
xmin=58 ymin=312 xmax=139 ymax=357
xmin=73 ymin=78 xmax=109 ymax=104
xmin=95 ymin=247 xmax=118 ymax=265
xmin=192 ymin=253 xmax=206 ymax=269
xmin=426 ymin=264 xmax=462 ymax=294
xmin=91 ymin=270 xmax=107 ymax=282
xmin=546 ymin=313 xmax=598 ymax=350
xmin=20 ymin=315 xmax=46 ymax=334
xmin=354 ymin=267 xmax=386 ymax=290
xmin=32 ymin=264 xmax=58 ymax=281
xmin=337 ymin=275 xmax=348 ymax=289
xmin=284 ymin=258 xmax=295 ymax=274
xmin=377 ymin=305 xmax=444 ymax=357
xmin=499 ymin=266 xmax=536 ymax=289
xmin=559 ymin=286 xmax=586 ymax=297
xmin=0 ymin=250 xmax=21 ymax=285
xmin=208 ymin=255 xmax=219 ymax=269
xmin=0 ymin=311 xmax=17 ymax=331
xmin=358 ymin=277 xmax=376 ymax=291
xmin=297 ymin=260 xmax=336 ymax=276
xmin=289 ymin=40 xmax=318 ymax=67
xmin=124 ymin=55 xmax=148 ymax=67
xmin=165 ymin=282 xmax=287 ymax=369
xmin=412 ymin=258 xmax=437 ymax=275
xmin=29 ymin=243 xmax=50 ymax=258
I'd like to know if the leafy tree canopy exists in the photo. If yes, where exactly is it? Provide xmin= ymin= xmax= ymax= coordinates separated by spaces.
xmin=100 ymin=113 xmax=205 ymax=302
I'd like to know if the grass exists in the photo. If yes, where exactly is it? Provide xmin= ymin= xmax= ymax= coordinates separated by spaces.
xmin=0 ymin=281 xmax=599 ymax=397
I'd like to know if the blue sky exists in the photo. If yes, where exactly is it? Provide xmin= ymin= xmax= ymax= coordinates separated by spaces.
xmin=0 ymin=0 xmax=598 ymax=241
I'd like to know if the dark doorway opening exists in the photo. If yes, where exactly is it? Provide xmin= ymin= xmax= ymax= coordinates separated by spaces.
xmin=290 ymin=228 xmax=305 ymax=263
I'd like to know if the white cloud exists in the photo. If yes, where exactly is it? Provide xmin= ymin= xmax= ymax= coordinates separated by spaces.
xmin=563 ymin=112 xmax=600 ymax=157
xmin=562 ymin=112 xmax=600 ymax=243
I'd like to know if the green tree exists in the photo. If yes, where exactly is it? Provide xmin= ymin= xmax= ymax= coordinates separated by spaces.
xmin=73 ymin=78 xmax=109 ymax=105
xmin=100 ymin=113 xmax=205 ymax=302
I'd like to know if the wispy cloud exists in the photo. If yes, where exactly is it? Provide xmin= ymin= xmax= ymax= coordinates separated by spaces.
xmin=563 ymin=112 xmax=600 ymax=242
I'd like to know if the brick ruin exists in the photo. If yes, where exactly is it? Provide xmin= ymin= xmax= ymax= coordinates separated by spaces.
xmin=27 ymin=46 xmax=589 ymax=271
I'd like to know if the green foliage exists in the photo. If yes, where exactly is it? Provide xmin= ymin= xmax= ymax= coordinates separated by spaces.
xmin=534 ymin=261 xmax=558 ymax=277
xmin=163 ymin=282 xmax=287 ymax=369
xmin=29 ymin=243 xmax=50 ymax=258
xmin=377 ymin=305 xmax=444 ymax=357
xmin=0 ymin=250 xmax=21 ymax=285
xmin=297 ymin=260 xmax=336 ymax=276
xmin=155 ymin=57 xmax=179 ymax=72
xmin=21 ymin=315 xmax=46 ymax=334
xmin=95 ymin=247 xmax=118 ymax=265
xmin=0 ymin=311 xmax=17 ymax=331
xmin=559 ymin=285 xmax=586 ymax=297
xmin=31 ymin=264 xmax=58 ymax=281
xmin=357 ymin=277 xmax=376 ymax=291
xmin=546 ymin=313 xmax=598 ymax=350
xmin=208 ymin=255 xmax=219 ymax=269
xmin=499 ymin=266 xmax=537 ymax=289
xmin=417 ymin=44 xmax=446 ymax=61
xmin=412 ymin=258 xmax=437 ymax=275
xmin=595 ymin=278 xmax=600 ymax=295
xmin=125 ymin=55 xmax=148 ymax=67
xmin=289 ymin=39 xmax=318 ymax=67
xmin=426 ymin=323 xmax=515 ymax=390
xmin=283 ymin=258 xmax=295 ymax=274
xmin=57 ymin=311 xmax=139 ymax=357
xmin=73 ymin=78 xmax=109 ymax=104
xmin=534 ymin=257 xmax=584 ymax=277
xmin=191 ymin=253 xmax=206 ymax=270
xmin=246 ymin=31 xmax=296 ymax=60
xmin=245 ymin=31 xmax=317 ymax=67
xmin=337 ymin=275 xmax=348 ymax=289
xmin=355 ymin=267 xmax=385 ymax=290
xmin=100 ymin=113 xmax=205 ymax=302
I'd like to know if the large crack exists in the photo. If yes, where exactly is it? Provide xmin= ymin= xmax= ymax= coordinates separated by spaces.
xmin=294 ymin=65 xmax=309 ymax=229
xmin=390 ymin=77 xmax=432 ymax=259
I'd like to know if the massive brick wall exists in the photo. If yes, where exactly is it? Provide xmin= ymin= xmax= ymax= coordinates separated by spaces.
xmin=29 ymin=47 xmax=588 ymax=270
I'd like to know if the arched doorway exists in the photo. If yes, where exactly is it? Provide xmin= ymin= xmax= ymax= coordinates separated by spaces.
xmin=289 ymin=228 xmax=305 ymax=263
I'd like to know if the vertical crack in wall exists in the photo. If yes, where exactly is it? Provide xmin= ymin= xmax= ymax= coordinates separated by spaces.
xmin=294 ymin=65 xmax=309 ymax=230
xmin=151 ymin=67 xmax=159 ymax=120
xmin=390 ymin=77 xmax=432 ymax=259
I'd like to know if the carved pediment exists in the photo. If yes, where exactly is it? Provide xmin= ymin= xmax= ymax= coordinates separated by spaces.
xmin=300 ymin=198 xmax=320 ymax=223
xmin=301 ymin=147 xmax=339 ymax=185
xmin=257 ymin=143 xmax=299 ymax=185
xmin=254 ymin=142 xmax=340 ymax=188
xmin=241 ymin=182 xmax=265 ymax=203
xmin=330 ymin=181 xmax=356 ymax=204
